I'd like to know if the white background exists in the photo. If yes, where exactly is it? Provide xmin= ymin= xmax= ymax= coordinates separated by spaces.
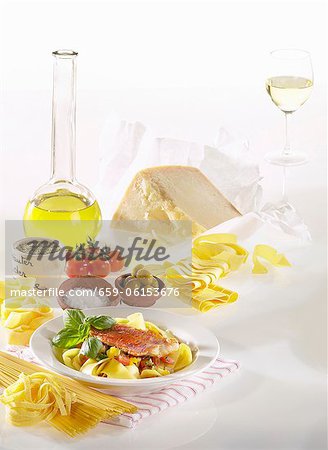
xmin=0 ymin=1 xmax=327 ymax=449
xmin=0 ymin=0 xmax=326 ymax=218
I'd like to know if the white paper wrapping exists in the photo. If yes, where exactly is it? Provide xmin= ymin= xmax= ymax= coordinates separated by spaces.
xmin=95 ymin=116 xmax=310 ymax=242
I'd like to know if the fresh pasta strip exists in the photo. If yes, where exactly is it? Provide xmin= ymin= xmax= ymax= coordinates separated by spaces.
xmin=140 ymin=369 xmax=163 ymax=378
xmin=160 ymin=233 xmax=247 ymax=312
xmin=124 ymin=312 xmax=147 ymax=330
xmin=80 ymin=354 xmax=141 ymax=380
xmin=140 ymin=369 xmax=160 ymax=378
xmin=62 ymin=349 xmax=83 ymax=371
xmin=0 ymin=278 xmax=54 ymax=346
xmin=193 ymin=285 xmax=238 ymax=313
xmin=167 ymin=343 xmax=193 ymax=372
xmin=99 ymin=359 xmax=140 ymax=379
xmin=252 ymin=244 xmax=291 ymax=274
xmin=1 ymin=305 xmax=53 ymax=346
xmin=0 ymin=372 xmax=77 ymax=427
xmin=146 ymin=234 xmax=291 ymax=312
xmin=145 ymin=321 xmax=167 ymax=337
xmin=107 ymin=347 xmax=120 ymax=358
xmin=115 ymin=313 xmax=147 ymax=330
xmin=2 ymin=277 xmax=36 ymax=298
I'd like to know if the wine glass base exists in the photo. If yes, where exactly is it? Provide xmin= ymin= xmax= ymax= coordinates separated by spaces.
xmin=265 ymin=152 xmax=308 ymax=167
xmin=261 ymin=200 xmax=311 ymax=241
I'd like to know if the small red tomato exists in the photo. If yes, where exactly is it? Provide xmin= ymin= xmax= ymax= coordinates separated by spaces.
xmin=115 ymin=353 xmax=130 ymax=366
xmin=87 ymin=259 xmax=111 ymax=278
xmin=108 ymin=250 xmax=124 ymax=272
xmin=65 ymin=259 xmax=88 ymax=277
xmin=79 ymin=354 xmax=89 ymax=365
xmin=65 ymin=256 xmax=111 ymax=278
xmin=152 ymin=356 xmax=161 ymax=366
xmin=160 ymin=356 xmax=175 ymax=365
xmin=139 ymin=358 xmax=153 ymax=371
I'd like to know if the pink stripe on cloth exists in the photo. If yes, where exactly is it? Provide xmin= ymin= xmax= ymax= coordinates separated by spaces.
xmin=5 ymin=345 xmax=240 ymax=428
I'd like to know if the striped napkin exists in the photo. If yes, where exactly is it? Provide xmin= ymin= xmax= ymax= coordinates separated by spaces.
xmin=5 ymin=345 xmax=239 ymax=428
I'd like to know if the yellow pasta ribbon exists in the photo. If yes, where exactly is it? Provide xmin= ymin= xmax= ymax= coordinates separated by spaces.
xmin=1 ymin=278 xmax=36 ymax=299
xmin=146 ymin=234 xmax=290 ymax=312
xmin=252 ymin=244 xmax=291 ymax=274
xmin=0 ymin=278 xmax=53 ymax=346
xmin=0 ymin=372 xmax=77 ymax=427
xmin=170 ymin=343 xmax=193 ymax=371
xmin=163 ymin=233 xmax=247 ymax=312
xmin=192 ymin=285 xmax=238 ymax=313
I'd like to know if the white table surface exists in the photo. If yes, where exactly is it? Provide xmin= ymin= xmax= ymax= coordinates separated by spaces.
xmin=0 ymin=132 xmax=326 ymax=450
xmin=0 ymin=2 xmax=326 ymax=449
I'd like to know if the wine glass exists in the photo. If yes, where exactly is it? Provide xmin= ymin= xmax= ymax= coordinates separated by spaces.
xmin=261 ymin=49 xmax=313 ymax=241
xmin=265 ymin=49 xmax=313 ymax=166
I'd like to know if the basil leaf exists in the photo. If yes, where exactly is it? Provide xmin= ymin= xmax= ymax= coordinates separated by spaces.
xmin=80 ymin=337 xmax=103 ymax=359
xmin=86 ymin=315 xmax=116 ymax=330
xmin=78 ymin=322 xmax=90 ymax=334
xmin=52 ymin=327 xmax=85 ymax=349
xmin=63 ymin=309 xmax=85 ymax=329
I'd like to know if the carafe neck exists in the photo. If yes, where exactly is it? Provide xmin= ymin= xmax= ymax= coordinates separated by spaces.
xmin=50 ymin=50 xmax=78 ymax=183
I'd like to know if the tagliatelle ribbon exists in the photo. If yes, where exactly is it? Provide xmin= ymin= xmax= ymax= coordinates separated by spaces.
xmin=192 ymin=285 xmax=238 ymax=313
xmin=146 ymin=233 xmax=290 ymax=313
xmin=0 ymin=372 xmax=76 ymax=426
xmin=154 ymin=233 xmax=248 ymax=312
xmin=0 ymin=277 xmax=54 ymax=346
xmin=252 ymin=244 xmax=291 ymax=274
xmin=193 ymin=234 xmax=248 ymax=275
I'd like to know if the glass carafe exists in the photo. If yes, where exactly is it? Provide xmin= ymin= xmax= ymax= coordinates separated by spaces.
xmin=24 ymin=50 xmax=102 ymax=247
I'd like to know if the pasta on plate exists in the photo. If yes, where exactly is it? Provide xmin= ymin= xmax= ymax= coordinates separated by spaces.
xmin=53 ymin=312 xmax=194 ymax=380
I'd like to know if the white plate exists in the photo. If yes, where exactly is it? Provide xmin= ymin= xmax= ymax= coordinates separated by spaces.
xmin=30 ymin=307 xmax=219 ymax=395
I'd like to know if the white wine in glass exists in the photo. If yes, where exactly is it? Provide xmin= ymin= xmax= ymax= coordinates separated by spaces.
xmin=265 ymin=49 xmax=313 ymax=166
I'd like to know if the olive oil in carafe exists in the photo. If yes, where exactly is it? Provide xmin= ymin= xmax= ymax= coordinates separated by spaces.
xmin=23 ymin=50 xmax=102 ymax=247
xmin=24 ymin=190 xmax=102 ymax=246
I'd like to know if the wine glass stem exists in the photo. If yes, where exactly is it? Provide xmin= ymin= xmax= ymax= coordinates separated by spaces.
xmin=282 ymin=167 xmax=288 ymax=202
xmin=283 ymin=112 xmax=291 ymax=156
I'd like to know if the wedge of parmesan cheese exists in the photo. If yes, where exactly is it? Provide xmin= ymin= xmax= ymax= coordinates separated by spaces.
xmin=112 ymin=166 xmax=241 ymax=236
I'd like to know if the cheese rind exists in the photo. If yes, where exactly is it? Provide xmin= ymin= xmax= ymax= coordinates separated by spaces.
xmin=112 ymin=166 xmax=241 ymax=235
